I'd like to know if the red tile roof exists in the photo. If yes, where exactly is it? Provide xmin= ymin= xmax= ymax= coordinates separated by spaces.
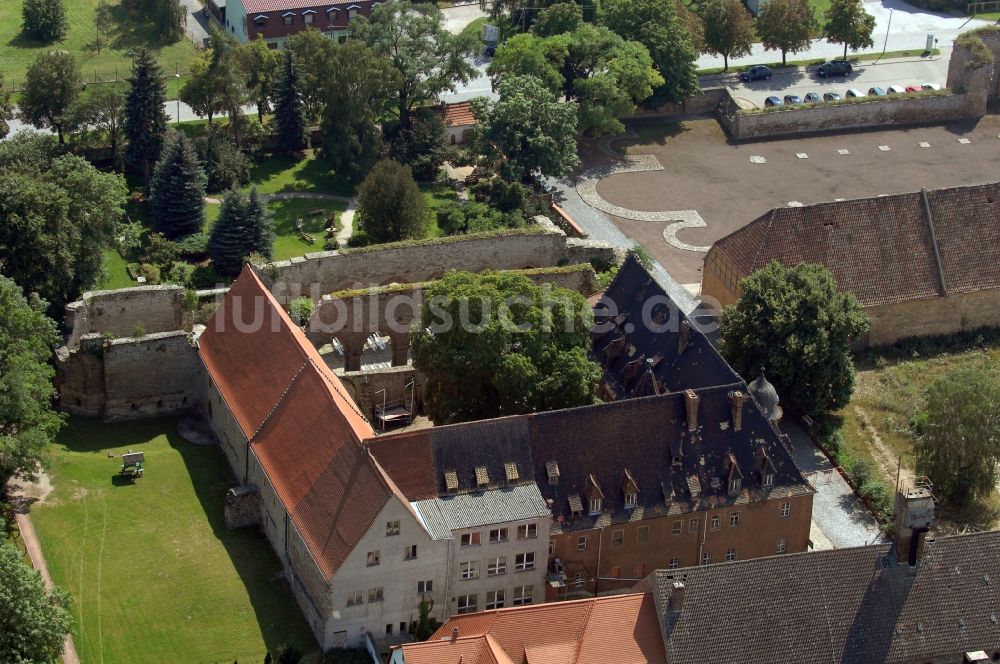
xmin=241 ymin=0 xmax=364 ymax=13
xmin=402 ymin=593 xmax=666 ymax=664
xmin=441 ymin=101 xmax=476 ymax=128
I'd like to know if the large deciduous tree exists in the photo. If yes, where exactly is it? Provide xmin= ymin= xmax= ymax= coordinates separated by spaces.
xmin=471 ymin=74 xmax=579 ymax=181
xmin=150 ymin=131 xmax=207 ymax=239
xmin=824 ymin=0 xmax=876 ymax=59
xmin=19 ymin=50 xmax=81 ymax=144
xmin=71 ymin=81 xmax=128 ymax=170
xmin=531 ymin=1 xmax=583 ymax=37
xmin=238 ymin=37 xmax=281 ymax=122
xmin=21 ymin=0 xmax=68 ymax=42
xmin=125 ymin=48 xmax=169 ymax=180
xmin=0 ymin=275 xmax=64 ymax=494
xmin=412 ymin=270 xmax=601 ymax=424
xmin=388 ymin=108 xmax=449 ymax=182
xmin=355 ymin=159 xmax=426 ymax=243
xmin=915 ymin=366 xmax=1000 ymax=510
xmin=719 ymin=261 xmax=869 ymax=417
xmin=287 ymin=28 xmax=337 ymax=122
xmin=488 ymin=33 xmax=568 ymax=94
xmin=0 ymin=541 xmax=72 ymax=662
xmin=700 ymin=0 xmax=755 ymax=71
xmin=757 ymin=0 xmax=818 ymax=66
xmin=601 ymin=0 xmax=700 ymax=104
xmin=208 ymin=187 xmax=273 ymax=276
xmin=272 ymin=50 xmax=309 ymax=155
xmin=354 ymin=0 xmax=479 ymax=130
xmin=0 ymin=75 xmax=12 ymax=140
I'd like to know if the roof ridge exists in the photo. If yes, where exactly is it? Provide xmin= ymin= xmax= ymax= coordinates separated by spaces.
xmin=749 ymin=207 xmax=777 ymax=272
xmin=309 ymin=357 xmax=368 ymax=423
xmin=249 ymin=360 xmax=311 ymax=443
xmin=572 ymin=599 xmax=599 ymax=663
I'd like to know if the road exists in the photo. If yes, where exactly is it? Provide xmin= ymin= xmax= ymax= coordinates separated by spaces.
xmin=442 ymin=1 xmax=487 ymax=35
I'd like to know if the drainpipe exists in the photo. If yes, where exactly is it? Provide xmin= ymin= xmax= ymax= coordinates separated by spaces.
xmin=698 ymin=510 xmax=708 ymax=565
xmin=443 ymin=536 xmax=454 ymax=620
xmin=594 ymin=526 xmax=604 ymax=596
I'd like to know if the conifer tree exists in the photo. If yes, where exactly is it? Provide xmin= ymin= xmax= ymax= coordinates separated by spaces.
xmin=150 ymin=132 xmax=207 ymax=238
xmin=125 ymin=48 xmax=169 ymax=180
xmin=272 ymin=50 xmax=308 ymax=154
xmin=208 ymin=187 xmax=273 ymax=276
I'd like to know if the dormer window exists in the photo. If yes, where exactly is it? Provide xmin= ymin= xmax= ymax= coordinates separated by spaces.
xmin=303 ymin=9 xmax=315 ymax=24
xmin=504 ymin=461 xmax=519 ymax=482
xmin=327 ymin=7 xmax=340 ymax=21
xmin=546 ymin=461 xmax=559 ymax=486
xmin=710 ymin=476 xmax=721 ymax=490
xmin=729 ymin=478 xmax=742 ymax=495
xmin=282 ymin=11 xmax=294 ymax=25
xmin=347 ymin=4 xmax=359 ymax=19
xmin=589 ymin=498 xmax=603 ymax=515
xmin=622 ymin=468 xmax=639 ymax=510
xmin=475 ymin=466 xmax=489 ymax=488
xmin=624 ymin=492 xmax=637 ymax=509
xmin=444 ymin=470 xmax=459 ymax=494
xmin=568 ymin=494 xmax=583 ymax=518
xmin=763 ymin=472 xmax=774 ymax=488
xmin=253 ymin=14 xmax=268 ymax=26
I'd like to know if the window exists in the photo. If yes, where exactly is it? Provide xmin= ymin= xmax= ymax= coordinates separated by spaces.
xmin=386 ymin=520 xmax=400 ymax=536
xmin=701 ymin=552 xmax=711 ymax=566
xmin=710 ymin=515 xmax=720 ymax=530
xmin=489 ymin=527 xmax=508 ymax=543
xmin=486 ymin=590 xmax=505 ymax=610
xmin=729 ymin=478 xmax=742 ymax=495
xmin=576 ymin=536 xmax=587 ymax=552
xmin=624 ymin=491 xmax=638 ymax=508
xmin=574 ymin=571 xmax=585 ymax=587
xmin=689 ymin=517 xmax=698 ymax=533
xmin=475 ymin=465 xmax=490 ymax=487
xmin=488 ymin=556 xmax=507 ymax=576
xmin=780 ymin=502 xmax=791 ymax=518
xmin=549 ymin=539 xmax=554 ymax=555
xmin=668 ymin=558 xmax=679 ymax=569
xmin=400 ymin=623 xmax=407 ymax=633
xmin=328 ymin=8 xmax=340 ymax=21
xmin=725 ymin=547 xmax=737 ymax=561
xmin=637 ymin=526 xmax=649 ymax=544
xmin=253 ymin=16 xmax=267 ymax=26
xmin=517 ymin=523 xmax=537 ymax=540
xmin=348 ymin=6 xmax=358 ymax=19
xmin=611 ymin=530 xmax=624 ymax=546
xmin=368 ymin=587 xmax=384 ymax=602
xmin=346 ymin=590 xmax=363 ymax=606
xmin=461 ymin=532 xmax=481 ymax=547
xmin=763 ymin=472 xmax=774 ymax=488
xmin=729 ymin=512 xmax=741 ymax=527
xmin=672 ymin=521 xmax=682 ymax=536
xmin=282 ymin=13 xmax=294 ymax=25
xmin=514 ymin=552 xmax=534 ymax=571
xmin=303 ymin=11 xmax=314 ymax=24
xmin=589 ymin=498 xmax=603 ymax=514
xmin=457 ymin=594 xmax=477 ymax=614
xmin=460 ymin=561 xmax=480 ymax=580
xmin=546 ymin=461 xmax=560 ymax=485
xmin=504 ymin=461 xmax=519 ymax=482
xmin=417 ymin=580 xmax=433 ymax=594
xmin=777 ymin=538 xmax=787 ymax=554
xmin=385 ymin=623 xmax=393 ymax=635
xmin=512 ymin=585 xmax=533 ymax=606
xmin=366 ymin=551 xmax=380 ymax=567
xmin=405 ymin=544 xmax=417 ymax=560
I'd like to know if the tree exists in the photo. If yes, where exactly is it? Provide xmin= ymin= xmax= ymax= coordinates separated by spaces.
xmin=412 ymin=270 xmax=600 ymax=424
xmin=287 ymin=29 xmax=337 ymax=122
xmin=355 ymin=160 xmax=426 ymax=243
xmin=409 ymin=597 xmax=442 ymax=641
xmin=148 ymin=0 xmax=184 ymax=43
xmin=0 ymin=541 xmax=72 ymax=662
xmin=238 ymin=37 xmax=281 ymax=122
xmin=0 ymin=75 xmax=12 ymax=140
xmin=21 ymin=0 xmax=68 ymax=42
xmin=700 ymin=0 xmax=755 ymax=71
xmin=150 ymin=131 xmax=207 ymax=238
xmin=471 ymin=74 xmax=579 ymax=181
xmin=488 ymin=33 xmax=568 ymax=94
xmin=179 ymin=51 xmax=222 ymax=124
xmin=319 ymin=41 xmax=396 ymax=182
xmin=676 ymin=0 xmax=705 ymax=53
xmin=354 ymin=0 xmax=479 ymax=129
xmin=757 ymin=0 xmax=817 ymax=66
xmin=915 ymin=366 xmax=1000 ymax=510
xmin=206 ymin=27 xmax=249 ymax=140
xmin=718 ymin=261 xmax=869 ymax=417
xmin=0 ymin=275 xmax=63 ymax=495
xmin=19 ymin=50 xmax=81 ymax=144
xmin=94 ymin=0 xmax=112 ymax=54
xmin=601 ymin=0 xmax=700 ymax=104
xmin=71 ymin=82 xmax=128 ymax=169
xmin=125 ymin=48 xmax=169 ymax=180
xmin=0 ymin=134 xmax=128 ymax=309
xmin=824 ymin=0 xmax=875 ymax=59
xmin=208 ymin=187 xmax=273 ymax=276
xmin=196 ymin=127 xmax=251 ymax=191
xmin=532 ymin=2 xmax=583 ymax=37
xmin=272 ymin=50 xmax=309 ymax=155
xmin=388 ymin=108 xmax=449 ymax=182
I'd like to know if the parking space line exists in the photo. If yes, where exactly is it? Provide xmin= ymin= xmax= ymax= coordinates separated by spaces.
xmin=878 ymin=145 xmax=892 ymax=152
xmin=796 ymin=153 xmax=808 ymax=159
xmin=749 ymin=155 xmax=766 ymax=164
xmin=958 ymin=138 xmax=972 ymax=144
xmin=837 ymin=149 xmax=850 ymax=155
xmin=919 ymin=142 xmax=931 ymax=148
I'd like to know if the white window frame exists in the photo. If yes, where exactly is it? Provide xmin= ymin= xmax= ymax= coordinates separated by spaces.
xmin=514 ymin=552 xmax=535 ymax=572
xmin=624 ymin=491 xmax=638 ymax=508
xmin=763 ymin=472 xmax=774 ymax=488
xmin=672 ymin=520 xmax=682 ymax=535
xmin=725 ymin=547 xmax=736 ymax=561
xmin=488 ymin=556 xmax=507 ymax=576
xmin=668 ymin=558 xmax=679 ymax=569
xmin=512 ymin=585 xmax=533 ymax=606
xmin=489 ymin=527 xmax=508 ymax=544
xmin=780 ymin=502 xmax=791 ymax=518
xmin=589 ymin=498 xmax=602 ymax=515
xmin=777 ymin=538 xmax=787 ymax=554
xmin=729 ymin=511 xmax=741 ymax=527
xmin=701 ymin=552 xmax=711 ymax=566
xmin=368 ymin=587 xmax=384 ymax=602
xmin=405 ymin=544 xmax=417 ymax=560
xmin=386 ymin=520 xmax=400 ymax=536
xmin=346 ymin=590 xmax=364 ymax=606
xmin=460 ymin=560 xmax=480 ymax=580
xmin=486 ymin=589 xmax=505 ymax=610
xmin=710 ymin=515 xmax=720 ymax=530
xmin=576 ymin=536 xmax=587 ymax=552
xmin=611 ymin=529 xmax=624 ymax=546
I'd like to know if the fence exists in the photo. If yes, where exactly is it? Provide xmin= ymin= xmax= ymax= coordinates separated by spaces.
xmin=968 ymin=0 xmax=1000 ymax=12
xmin=4 ymin=66 xmax=193 ymax=97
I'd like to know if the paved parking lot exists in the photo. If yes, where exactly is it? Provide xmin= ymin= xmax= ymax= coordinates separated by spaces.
xmin=594 ymin=115 xmax=1000 ymax=287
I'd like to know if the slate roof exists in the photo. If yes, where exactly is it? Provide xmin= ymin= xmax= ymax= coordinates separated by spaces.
xmin=396 ymin=593 xmax=666 ymax=664
xmin=645 ymin=531 xmax=1000 ymax=664
xmin=711 ymin=181 xmax=1000 ymax=307
xmin=413 ymin=484 xmax=549 ymax=536
xmin=593 ymin=254 xmax=741 ymax=399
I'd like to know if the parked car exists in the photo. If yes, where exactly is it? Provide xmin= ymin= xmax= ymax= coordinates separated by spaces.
xmin=887 ymin=85 xmax=907 ymax=95
xmin=905 ymin=84 xmax=922 ymax=93
xmin=823 ymin=92 xmax=842 ymax=102
xmin=845 ymin=88 xmax=865 ymax=98
xmin=868 ymin=86 xmax=886 ymax=96
xmin=484 ymin=45 xmax=496 ymax=58
xmin=783 ymin=94 xmax=803 ymax=105
xmin=764 ymin=96 xmax=783 ymax=107
xmin=804 ymin=92 xmax=821 ymax=103
xmin=817 ymin=60 xmax=853 ymax=77
xmin=922 ymin=83 xmax=941 ymax=91
xmin=740 ymin=65 xmax=773 ymax=82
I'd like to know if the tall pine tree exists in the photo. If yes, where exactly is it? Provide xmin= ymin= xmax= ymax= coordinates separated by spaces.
xmin=208 ymin=187 xmax=273 ymax=276
xmin=272 ymin=50 xmax=308 ymax=154
xmin=125 ymin=48 xmax=168 ymax=180
xmin=149 ymin=131 xmax=207 ymax=238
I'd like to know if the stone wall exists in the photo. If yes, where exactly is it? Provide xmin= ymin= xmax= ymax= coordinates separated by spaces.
xmin=224 ymin=486 xmax=261 ymax=529
xmin=863 ymin=287 xmax=1000 ymax=347
xmin=628 ymin=87 xmax=729 ymax=120
xmin=948 ymin=27 xmax=1000 ymax=99
xmin=65 ymin=286 xmax=192 ymax=346
xmin=337 ymin=366 xmax=425 ymax=422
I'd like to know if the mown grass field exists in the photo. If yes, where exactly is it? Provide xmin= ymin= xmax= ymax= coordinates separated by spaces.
xmin=0 ymin=0 xmax=197 ymax=94
xmin=30 ymin=417 xmax=319 ymax=664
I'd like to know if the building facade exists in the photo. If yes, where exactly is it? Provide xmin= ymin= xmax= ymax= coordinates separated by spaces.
xmin=226 ymin=0 xmax=374 ymax=46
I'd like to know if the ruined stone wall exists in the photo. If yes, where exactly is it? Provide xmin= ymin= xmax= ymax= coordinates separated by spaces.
xmin=337 ymin=366 xmax=426 ymax=423
xmin=948 ymin=28 xmax=1000 ymax=99
xmin=65 ymin=286 xmax=192 ymax=346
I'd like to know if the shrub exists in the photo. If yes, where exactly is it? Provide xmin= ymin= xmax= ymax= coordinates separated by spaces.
xmin=22 ymin=0 xmax=68 ymax=42
xmin=287 ymin=297 xmax=315 ymax=326
xmin=190 ymin=265 xmax=225 ymax=289
xmin=142 ymin=232 xmax=179 ymax=267
xmin=849 ymin=459 xmax=872 ymax=487
xmin=859 ymin=478 xmax=893 ymax=521
xmin=196 ymin=131 xmax=251 ymax=192
xmin=164 ymin=261 xmax=195 ymax=287
xmin=346 ymin=230 xmax=371 ymax=248
xmin=356 ymin=160 xmax=426 ymax=243
xmin=139 ymin=263 xmax=160 ymax=284
xmin=174 ymin=232 xmax=210 ymax=257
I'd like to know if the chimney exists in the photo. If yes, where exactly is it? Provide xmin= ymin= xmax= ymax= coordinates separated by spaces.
xmin=892 ymin=481 xmax=935 ymax=566
xmin=670 ymin=581 xmax=686 ymax=611
xmin=684 ymin=389 xmax=699 ymax=431
xmin=678 ymin=319 xmax=691 ymax=353
xmin=729 ymin=391 xmax=745 ymax=431
xmin=451 ymin=627 xmax=459 ymax=643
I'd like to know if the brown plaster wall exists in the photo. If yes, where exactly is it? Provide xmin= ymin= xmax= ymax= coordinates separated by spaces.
xmin=863 ymin=288 xmax=1000 ymax=346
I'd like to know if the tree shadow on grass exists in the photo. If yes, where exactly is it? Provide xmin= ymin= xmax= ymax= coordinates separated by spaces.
xmin=107 ymin=4 xmax=177 ymax=52
xmin=250 ymin=153 xmax=356 ymax=197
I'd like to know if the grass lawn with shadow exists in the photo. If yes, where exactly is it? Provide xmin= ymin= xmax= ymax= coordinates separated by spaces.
xmin=267 ymin=198 xmax=345 ymax=260
xmin=30 ymin=416 xmax=319 ymax=664
xmin=249 ymin=150 xmax=355 ymax=197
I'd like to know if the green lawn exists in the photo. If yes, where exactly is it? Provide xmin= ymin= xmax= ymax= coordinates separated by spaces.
xmin=30 ymin=417 xmax=319 ymax=664
xmin=249 ymin=151 xmax=355 ymax=197
xmin=99 ymin=248 xmax=134 ymax=290
xmin=268 ymin=198 xmax=345 ymax=260
xmin=420 ymin=184 xmax=460 ymax=239
xmin=0 ymin=0 xmax=197 ymax=97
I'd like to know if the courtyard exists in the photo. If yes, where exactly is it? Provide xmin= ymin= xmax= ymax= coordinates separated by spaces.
xmin=27 ymin=417 xmax=318 ymax=664
xmin=588 ymin=115 xmax=1000 ymax=287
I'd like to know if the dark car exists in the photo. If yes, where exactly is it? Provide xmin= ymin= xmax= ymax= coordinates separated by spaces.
xmin=764 ymin=96 xmax=783 ymax=107
xmin=783 ymin=94 xmax=803 ymax=105
xmin=823 ymin=92 xmax=842 ymax=101
xmin=817 ymin=60 xmax=853 ymax=77
xmin=804 ymin=92 xmax=821 ymax=103
xmin=740 ymin=65 xmax=773 ymax=82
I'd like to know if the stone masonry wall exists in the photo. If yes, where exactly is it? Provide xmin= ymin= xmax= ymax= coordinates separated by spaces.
xmin=628 ymin=87 xmax=729 ymax=120
xmin=863 ymin=288 xmax=1000 ymax=347
xmin=65 ymin=285 xmax=192 ymax=346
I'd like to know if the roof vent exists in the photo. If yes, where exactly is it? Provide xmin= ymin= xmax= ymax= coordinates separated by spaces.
xmin=729 ymin=390 xmax=746 ymax=432
xmin=451 ymin=627 xmax=460 ymax=642
xmin=670 ymin=581 xmax=686 ymax=611
xmin=546 ymin=461 xmax=560 ymax=486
